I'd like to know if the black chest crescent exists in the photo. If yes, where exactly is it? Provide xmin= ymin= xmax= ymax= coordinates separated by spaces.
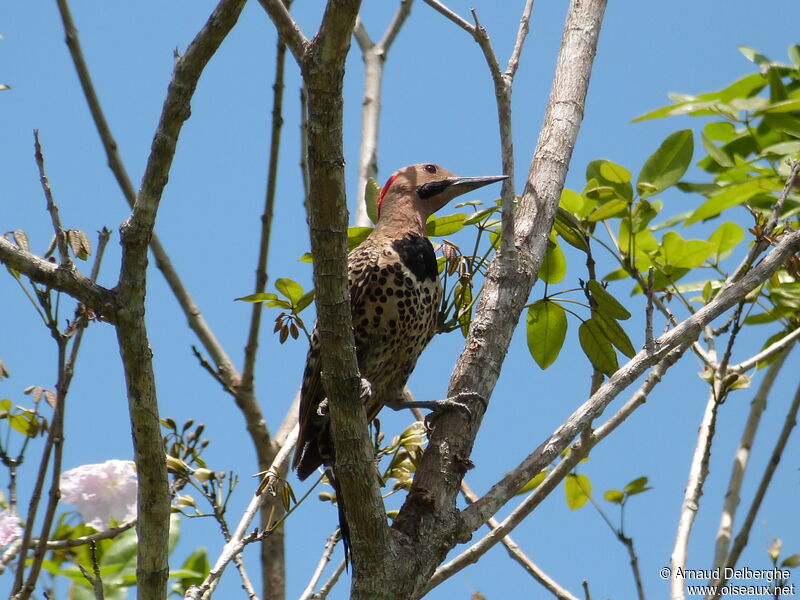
xmin=391 ymin=234 xmax=437 ymax=282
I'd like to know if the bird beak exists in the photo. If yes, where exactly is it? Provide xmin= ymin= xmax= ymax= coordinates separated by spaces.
xmin=445 ymin=174 xmax=508 ymax=193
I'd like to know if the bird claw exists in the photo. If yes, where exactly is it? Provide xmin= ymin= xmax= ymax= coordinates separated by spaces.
xmin=316 ymin=398 xmax=329 ymax=417
xmin=388 ymin=391 xmax=486 ymax=427
xmin=359 ymin=378 xmax=374 ymax=402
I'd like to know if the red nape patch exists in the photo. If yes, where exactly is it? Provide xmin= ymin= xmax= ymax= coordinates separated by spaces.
xmin=377 ymin=173 xmax=398 ymax=218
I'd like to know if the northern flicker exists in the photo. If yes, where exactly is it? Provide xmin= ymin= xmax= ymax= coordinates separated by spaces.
xmin=292 ymin=163 xmax=505 ymax=555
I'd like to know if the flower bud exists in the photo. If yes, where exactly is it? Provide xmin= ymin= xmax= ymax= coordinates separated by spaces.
xmin=175 ymin=494 xmax=196 ymax=508
xmin=193 ymin=468 xmax=215 ymax=483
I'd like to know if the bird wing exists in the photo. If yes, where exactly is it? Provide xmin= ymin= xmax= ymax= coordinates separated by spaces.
xmin=294 ymin=242 xmax=379 ymax=478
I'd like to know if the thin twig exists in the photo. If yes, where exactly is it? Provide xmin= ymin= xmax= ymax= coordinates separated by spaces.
xmin=241 ymin=2 xmax=291 ymax=396
xmin=645 ymin=267 xmax=655 ymax=353
xmin=461 ymin=230 xmax=800 ymax=537
xmin=55 ymin=0 xmax=241 ymax=384
xmin=712 ymin=350 xmax=790 ymax=569
xmin=506 ymin=0 xmax=535 ymax=79
xmin=708 ymin=381 xmax=800 ymax=599
xmin=720 ymin=159 xmax=799 ymax=292
xmin=313 ymin=559 xmax=346 ymax=600
xmin=670 ymin=389 xmax=720 ymax=600
xmin=14 ymin=336 xmax=69 ymax=600
xmin=461 ymin=482 xmax=578 ymax=600
xmin=298 ymin=529 xmax=342 ymax=600
xmin=422 ymin=347 xmax=686 ymax=593
xmin=421 ymin=0 xmax=474 ymax=33
xmin=729 ymin=327 xmax=800 ymax=373
xmin=33 ymin=130 xmax=71 ymax=268
xmin=352 ymin=0 xmax=413 ymax=226
xmin=256 ymin=0 xmax=309 ymax=62
xmin=187 ymin=424 xmax=298 ymax=600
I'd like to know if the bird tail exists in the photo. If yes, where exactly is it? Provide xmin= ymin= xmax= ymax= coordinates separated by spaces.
xmin=326 ymin=466 xmax=351 ymax=568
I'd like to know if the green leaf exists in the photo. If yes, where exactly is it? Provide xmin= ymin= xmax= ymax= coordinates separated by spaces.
xmin=101 ymin=524 xmax=139 ymax=573
xmin=633 ymin=100 xmax=729 ymax=123
xmin=738 ymin=45 xmax=771 ymax=67
xmin=171 ymin=548 xmax=209 ymax=595
xmin=463 ymin=205 xmax=500 ymax=226
xmin=704 ymin=121 xmax=737 ymax=143
xmin=579 ymin=318 xmax=618 ymax=376
xmin=526 ymin=301 xmax=568 ymax=370
xmin=516 ymin=470 xmax=548 ymax=495
xmin=685 ymin=178 xmax=770 ymax=225
xmin=637 ymin=130 xmax=694 ymax=198
xmin=235 ymin=292 xmax=278 ymax=303
xmin=743 ymin=309 xmax=791 ymax=325
xmin=9 ymin=412 xmax=41 ymax=437
xmin=295 ymin=289 xmax=316 ymax=313
xmin=560 ymin=188 xmax=591 ymax=218
xmin=364 ymin=177 xmax=380 ymax=225
xmin=701 ymin=130 xmax=734 ymax=168
xmin=761 ymin=98 xmax=800 ymax=114
xmin=780 ymin=553 xmax=800 ymax=568
xmin=659 ymin=231 xmax=715 ymax=269
xmin=275 ymin=278 xmax=304 ymax=305
xmin=594 ymin=312 xmax=636 ymax=358
xmin=599 ymin=161 xmax=632 ymax=183
xmin=565 ymin=474 xmax=592 ymax=510
xmin=554 ymin=208 xmax=590 ymax=252
xmin=630 ymin=199 xmax=660 ymax=233
xmin=586 ymin=160 xmax=633 ymax=202
xmin=708 ymin=222 xmax=745 ymax=263
xmin=587 ymin=197 xmax=628 ymax=222
xmin=624 ymin=476 xmax=652 ymax=496
xmin=695 ymin=72 xmax=768 ymax=103
xmin=757 ymin=330 xmax=795 ymax=369
xmin=539 ymin=239 xmax=566 ymax=284
xmin=789 ymin=45 xmax=800 ymax=67
xmin=603 ymin=489 xmax=625 ymax=504
xmin=426 ymin=213 xmax=466 ymax=236
xmin=760 ymin=140 xmax=800 ymax=156
xmin=588 ymin=280 xmax=631 ymax=320
xmin=347 ymin=226 xmax=373 ymax=250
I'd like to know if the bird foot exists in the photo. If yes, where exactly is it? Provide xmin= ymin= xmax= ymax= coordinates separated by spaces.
xmin=315 ymin=379 xmax=372 ymax=417
xmin=359 ymin=377 xmax=374 ymax=402
xmin=316 ymin=398 xmax=329 ymax=417
xmin=388 ymin=391 xmax=486 ymax=427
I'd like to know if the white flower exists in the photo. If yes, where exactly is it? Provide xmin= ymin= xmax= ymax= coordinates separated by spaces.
xmin=60 ymin=460 xmax=137 ymax=530
xmin=0 ymin=509 xmax=22 ymax=546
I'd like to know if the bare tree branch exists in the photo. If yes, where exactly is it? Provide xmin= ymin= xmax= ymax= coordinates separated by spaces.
xmin=712 ymin=349 xmax=791 ymax=569
xmin=461 ymin=230 xmax=800 ymax=539
xmin=729 ymin=327 xmax=800 ymax=374
xmin=353 ymin=0 xmax=414 ymax=226
xmin=112 ymin=2 xmax=247 ymax=597
xmin=421 ymin=0 xmax=474 ymax=33
xmin=298 ymin=529 xmax=342 ymax=600
xmin=0 ymin=239 xmax=115 ymax=321
xmin=423 ymin=345 xmax=686 ymax=594
xmin=392 ymin=7 xmax=609 ymax=594
xmin=670 ymin=389 xmax=720 ymax=600
xmin=54 ymin=0 xmax=241 ymax=383
xmin=506 ymin=0 xmax=535 ymax=80
xmin=313 ymin=559 xmax=346 ymax=600
xmin=257 ymin=0 xmax=309 ymax=61
xmin=188 ymin=424 xmax=298 ymax=600
xmin=33 ymin=130 xmax=72 ymax=268
xmin=460 ymin=482 xmax=579 ymax=600
xmin=709 ymin=380 xmax=800 ymax=599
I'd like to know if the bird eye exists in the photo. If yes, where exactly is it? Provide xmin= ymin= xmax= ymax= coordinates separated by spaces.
xmin=424 ymin=164 xmax=437 ymax=174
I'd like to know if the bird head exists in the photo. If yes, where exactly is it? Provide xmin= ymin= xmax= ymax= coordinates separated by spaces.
xmin=376 ymin=163 xmax=506 ymax=234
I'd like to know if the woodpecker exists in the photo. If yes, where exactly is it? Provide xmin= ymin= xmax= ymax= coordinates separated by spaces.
xmin=293 ymin=163 xmax=505 ymax=554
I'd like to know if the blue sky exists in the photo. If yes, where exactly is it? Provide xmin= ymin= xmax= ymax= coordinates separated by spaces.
xmin=2 ymin=1 xmax=799 ymax=598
